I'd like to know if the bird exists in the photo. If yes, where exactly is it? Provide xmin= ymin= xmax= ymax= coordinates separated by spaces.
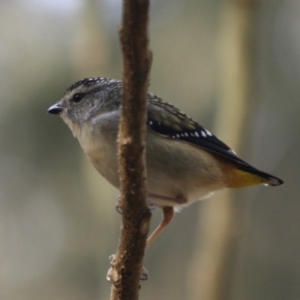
xmin=48 ymin=77 xmax=283 ymax=248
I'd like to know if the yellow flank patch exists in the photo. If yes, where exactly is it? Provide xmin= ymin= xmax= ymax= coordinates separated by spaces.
xmin=227 ymin=169 xmax=268 ymax=188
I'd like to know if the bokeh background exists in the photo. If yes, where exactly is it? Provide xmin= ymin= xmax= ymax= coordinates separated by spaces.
xmin=0 ymin=0 xmax=298 ymax=299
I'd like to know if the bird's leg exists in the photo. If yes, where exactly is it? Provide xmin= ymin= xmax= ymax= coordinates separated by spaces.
xmin=113 ymin=196 xmax=176 ymax=281
xmin=116 ymin=193 xmax=180 ymax=245
xmin=146 ymin=192 xmax=184 ymax=247
xmin=146 ymin=206 xmax=175 ymax=248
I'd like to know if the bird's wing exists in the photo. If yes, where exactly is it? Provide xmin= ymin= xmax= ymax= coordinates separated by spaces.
xmin=147 ymin=94 xmax=283 ymax=185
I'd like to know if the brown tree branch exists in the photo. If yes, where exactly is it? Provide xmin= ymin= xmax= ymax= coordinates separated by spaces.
xmin=109 ymin=1 xmax=152 ymax=300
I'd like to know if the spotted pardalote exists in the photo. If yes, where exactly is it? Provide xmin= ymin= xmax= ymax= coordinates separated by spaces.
xmin=48 ymin=77 xmax=283 ymax=248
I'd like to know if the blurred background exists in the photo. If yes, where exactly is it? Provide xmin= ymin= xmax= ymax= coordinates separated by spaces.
xmin=0 ymin=0 xmax=298 ymax=299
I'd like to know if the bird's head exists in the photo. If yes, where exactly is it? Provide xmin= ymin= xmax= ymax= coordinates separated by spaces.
xmin=48 ymin=77 xmax=122 ymax=130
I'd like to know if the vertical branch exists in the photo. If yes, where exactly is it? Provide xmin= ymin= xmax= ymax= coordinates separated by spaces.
xmin=109 ymin=1 xmax=152 ymax=300
xmin=188 ymin=0 xmax=258 ymax=299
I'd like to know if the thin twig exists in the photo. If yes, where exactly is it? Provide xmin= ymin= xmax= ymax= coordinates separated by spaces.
xmin=109 ymin=0 xmax=152 ymax=300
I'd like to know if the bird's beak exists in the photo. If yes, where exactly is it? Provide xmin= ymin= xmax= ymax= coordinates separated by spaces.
xmin=47 ymin=103 xmax=64 ymax=115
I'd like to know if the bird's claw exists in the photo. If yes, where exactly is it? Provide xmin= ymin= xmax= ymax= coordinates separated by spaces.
xmin=140 ymin=266 xmax=149 ymax=280
xmin=107 ymin=254 xmax=149 ymax=282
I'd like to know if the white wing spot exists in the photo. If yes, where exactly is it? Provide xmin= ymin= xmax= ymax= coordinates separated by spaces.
xmin=185 ymin=133 xmax=189 ymax=137
xmin=195 ymin=132 xmax=200 ymax=138
xmin=229 ymin=149 xmax=237 ymax=155
xmin=205 ymin=129 xmax=212 ymax=136
xmin=201 ymin=131 xmax=207 ymax=137
xmin=149 ymin=120 xmax=153 ymax=126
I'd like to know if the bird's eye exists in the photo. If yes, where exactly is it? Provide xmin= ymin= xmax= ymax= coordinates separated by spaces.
xmin=72 ymin=93 xmax=84 ymax=103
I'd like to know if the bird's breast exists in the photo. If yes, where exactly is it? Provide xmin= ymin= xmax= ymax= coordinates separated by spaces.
xmin=77 ymin=122 xmax=120 ymax=188
xmin=75 ymin=122 xmax=227 ymax=208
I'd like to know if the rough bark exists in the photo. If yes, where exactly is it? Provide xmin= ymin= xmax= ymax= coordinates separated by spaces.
xmin=109 ymin=1 xmax=152 ymax=300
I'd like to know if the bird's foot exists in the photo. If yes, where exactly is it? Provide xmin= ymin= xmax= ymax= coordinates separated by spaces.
xmin=115 ymin=196 xmax=123 ymax=214
xmin=140 ymin=266 xmax=149 ymax=280
xmin=107 ymin=254 xmax=149 ymax=282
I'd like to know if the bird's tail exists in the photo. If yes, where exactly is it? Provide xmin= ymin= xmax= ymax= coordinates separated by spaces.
xmin=227 ymin=166 xmax=283 ymax=188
